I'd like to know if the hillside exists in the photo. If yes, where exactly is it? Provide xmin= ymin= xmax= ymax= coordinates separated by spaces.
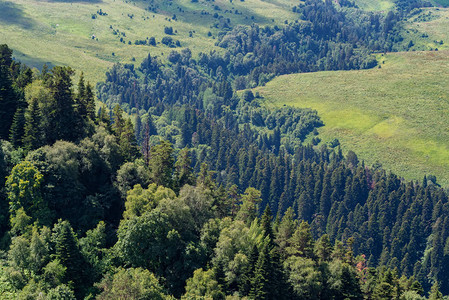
xmin=2 ymin=0 xmax=449 ymax=298
xmin=256 ymin=50 xmax=449 ymax=185
xmin=0 ymin=0 xmax=298 ymax=83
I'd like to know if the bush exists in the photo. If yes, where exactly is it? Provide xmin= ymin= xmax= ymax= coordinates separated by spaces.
xmin=161 ymin=36 xmax=173 ymax=46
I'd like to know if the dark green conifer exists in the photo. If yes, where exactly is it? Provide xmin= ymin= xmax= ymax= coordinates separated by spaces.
xmin=48 ymin=66 xmax=77 ymax=143
xmin=9 ymin=107 xmax=26 ymax=148
xmin=52 ymin=219 xmax=86 ymax=295
xmin=0 ymin=44 xmax=19 ymax=140
xmin=239 ymin=244 xmax=258 ymax=296
xmin=148 ymin=140 xmax=175 ymax=188
xmin=249 ymin=244 xmax=269 ymax=300
xmin=261 ymin=205 xmax=275 ymax=244
xmin=174 ymin=147 xmax=195 ymax=190
xmin=85 ymin=82 xmax=96 ymax=120
xmin=23 ymin=99 xmax=42 ymax=151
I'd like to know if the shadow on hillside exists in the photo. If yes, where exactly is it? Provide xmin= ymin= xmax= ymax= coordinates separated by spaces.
xmin=12 ymin=49 xmax=55 ymax=71
xmin=45 ymin=0 xmax=103 ymax=3
xmin=0 ymin=1 xmax=36 ymax=29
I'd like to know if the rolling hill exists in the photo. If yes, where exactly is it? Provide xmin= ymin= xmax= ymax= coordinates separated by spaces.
xmin=256 ymin=49 xmax=449 ymax=185
xmin=2 ymin=0 xmax=449 ymax=186
xmin=0 ymin=0 xmax=298 ymax=83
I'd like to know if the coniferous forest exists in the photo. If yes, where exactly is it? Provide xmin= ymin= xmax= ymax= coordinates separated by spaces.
xmin=0 ymin=0 xmax=449 ymax=299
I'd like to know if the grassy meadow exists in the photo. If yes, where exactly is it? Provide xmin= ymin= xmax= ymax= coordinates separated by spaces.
xmin=406 ymin=7 xmax=449 ymax=50
xmin=256 ymin=50 xmax=449 ymax=185
xmin=0 ymin=0 xmax=298 ymax=84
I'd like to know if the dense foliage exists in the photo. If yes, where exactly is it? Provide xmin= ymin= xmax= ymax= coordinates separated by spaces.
xmin=98 ymin=0 xmax=404 ymax=113
xmin=0 ymin=0 xmax=448 ymax=298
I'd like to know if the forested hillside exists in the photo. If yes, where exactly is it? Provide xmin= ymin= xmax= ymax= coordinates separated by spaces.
xmin=1 ymin=0 xmax=449 ymax=299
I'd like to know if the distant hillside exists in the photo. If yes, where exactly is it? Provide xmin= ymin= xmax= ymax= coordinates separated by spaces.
xmin=256 ymin=49 xmax=449 ymax=186
xmin=0 ymin=0 xmax=298 ymax=83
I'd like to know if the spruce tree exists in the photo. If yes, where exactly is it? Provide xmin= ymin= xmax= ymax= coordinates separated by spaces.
xmin=261 ymin=205 xmax=275 ymax=245
xmin=120 ymin=118 xmax=140 ymax=162
xmin=23 ymin=98 xmax=42 ymax=151
xmin=315 ymin=234 xmax=333 ymax=262
xmin=97 ymin=104 xmax=111 ymax=130
xmin=429 ymin=282 xmax=443 ymax=300
xmin=249 ymin=244 xmax=269 ymax=300
xmin=0 ymin=44 xmax=19 ymax=140
xmin=52 ymin=220 xmax=86 ymax=296
xmin=275 ymin=207 xmax=297 ymax=259
xmin=239 ymin=244 xmax=259 ymax=296
xmin=148 ymin=140 xmax=175 ymax=188
xmin=76 ymin=72 xmax=87 ymax=119
xmin=48 ymin=66 xmax=77 ymax=142
xmin=85 ymin=82 xmax=96 ymax=120
xmin=9 ymin=107 xmax=26 ymax=148
xmin=112 ymin=104 xmax=126 ymax=137
xmin=174 ymin=147 xmax=195 ymax=190
xmin=287 ymin=221 xmax=315 ymax=259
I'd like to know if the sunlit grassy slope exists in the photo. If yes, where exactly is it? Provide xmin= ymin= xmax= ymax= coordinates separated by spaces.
xmin=405 ymin=7 xmax=449 ymax=50
xmin=256 ymin=50 xmax=449 ymax=185
xmin=0 ymin=0 xmax=298 ymax=83
xmin=352 ymin=0 xmax=394 ymax=11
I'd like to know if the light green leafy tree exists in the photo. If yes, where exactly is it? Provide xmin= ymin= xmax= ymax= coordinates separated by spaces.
xmin=6 ymin=161 xmax=51 ymax=233
xmin=96 ymin=267 xmax=169 ymax=300
xmin=182 ymin=268 xmax=224 ymax=300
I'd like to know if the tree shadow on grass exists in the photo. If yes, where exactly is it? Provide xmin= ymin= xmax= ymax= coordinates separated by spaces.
xmin=0 ymin=1 xmax=36 ymax=29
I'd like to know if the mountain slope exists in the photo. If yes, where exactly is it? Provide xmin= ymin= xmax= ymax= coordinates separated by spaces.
xmin=257 ymin=50 xmax=449 ymax=185
xmin=0 ymin=0 xmax=298 ymax=83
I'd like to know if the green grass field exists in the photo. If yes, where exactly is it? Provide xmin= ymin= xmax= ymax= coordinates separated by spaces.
xmin=406 ymin=7 xmax=449 ymax=50
xmin=0 ymin=0 xmax=298 ymax=83
xmin=352 ymin=0 xmax=395 ymax=11
xmin=255 ymin=50 xmax=449 ymax=186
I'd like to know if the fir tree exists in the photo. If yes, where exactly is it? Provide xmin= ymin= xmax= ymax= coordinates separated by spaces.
xmin=23 ymin=98 xmax=42 ymax=151
xmin=120 ymin=118 xmax=140 ymax=162
xmin=85 ymin=82 xmax=96 ymax=120
xmin=0 ymin=44 xmax=19 ymax=140
xmin=148 ymin=140 xmax=175 ymax=188
xmin=48 ymin=66 xmax=78 ymax=143
xmin=239 ymin=244 xmax=259 ymax=296
xmin=261 ymin=205 xmax=275 ymax=244
xmin=249 ymin=243 xmax=270 ymax=299
xmin=174 ymin=147 xmax=195 ymax=191
xmin=76 ymin=72 xmax=87 ymax=119
xmin=52 ymin=220 xmax=87 ymax=296
xmin=9 ymin=107 xmax=26 ymax=148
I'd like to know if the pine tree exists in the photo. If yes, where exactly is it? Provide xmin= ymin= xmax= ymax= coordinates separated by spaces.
xmin=76 ymin=72 xmax=87 ymax=119
xmin=174 ymin=147 xmax=195 ymax=190
xmin=429 ymin=282 xmax=443 ymax=300
xmin=52 ymin=220 xmax=86 ymax=296
xmin=120 ymin=118 xmax=140 ymax=162
xmin=148 ymin=140 xmax=175 ymax=188
xmin=261 ymin=205 xmax=275 ymax=244
xmin=287 ymin=221 xmax=315 ymax=259
xmin=0 ymin=44 xmax=19 ymax=140
xmin=48 ymin=66 xmax=77 ymax=142
xmin=315 ymin=234 xmax=333 ymax=262
xmin=112 ymin=104 xmax=126 ymax=137
xmin=275 ymin=207 xmax=297 ymax=259
xmin=9 ymin=107 xmax=26 ymax=148
xmin=85 ymin=82 xmax=96 ymax=120
xmin=236 ymin=187 xmax=262 ymax=225
xmin=239 ymin=244 xmax=258 ymax=296
xmin=249 ymin=244 xmax=270 ymax=299
xmin=23 ymin=99 xmax=42 ymax=151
